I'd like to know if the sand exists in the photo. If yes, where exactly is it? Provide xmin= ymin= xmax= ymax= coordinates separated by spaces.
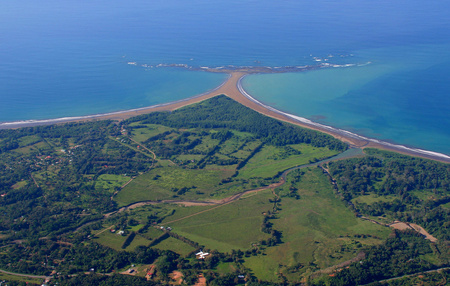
xmin=389 ymin=221 xmax=438 ymax=242
xmin=2 ymin=71 xmax=450 ymax=163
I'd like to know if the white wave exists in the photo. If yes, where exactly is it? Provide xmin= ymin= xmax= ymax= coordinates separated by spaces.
xmin=237 ymin=76 xmax=450 ymax=161
xmin=0 ymin=74 xmax=232 ymax=129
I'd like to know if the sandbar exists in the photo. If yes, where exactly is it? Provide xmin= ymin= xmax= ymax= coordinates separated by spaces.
xmin=1 ymin=70 xmax=449 ymax=164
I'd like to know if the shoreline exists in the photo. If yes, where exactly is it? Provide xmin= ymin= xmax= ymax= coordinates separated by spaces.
xmin=1 ymin=70 xmax=449 ymax=164
xmin=235 ymin=75 xmax=450 ymax=163
xmin=0 ymin=74 xmax=232 ymax=130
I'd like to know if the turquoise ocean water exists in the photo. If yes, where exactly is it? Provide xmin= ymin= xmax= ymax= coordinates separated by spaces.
xmin=1 ymin=0 xmax=450 ymax=155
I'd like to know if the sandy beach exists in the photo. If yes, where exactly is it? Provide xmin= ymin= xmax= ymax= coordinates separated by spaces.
xmin=2 ymin=71 xmax=450 ymax=164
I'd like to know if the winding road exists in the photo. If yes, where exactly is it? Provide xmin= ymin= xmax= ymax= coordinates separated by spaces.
xmin=104 ymin=148 xmax=361 ymax=225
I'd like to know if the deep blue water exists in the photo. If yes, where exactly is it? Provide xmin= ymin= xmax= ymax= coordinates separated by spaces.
xmin=1 ymin=0 xmax=450 ymax=154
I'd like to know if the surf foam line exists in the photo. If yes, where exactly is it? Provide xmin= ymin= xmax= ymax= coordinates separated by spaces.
xmin=0 ymin=74 xmax=231 ymax=129
xmin=237 ymin=75 xmax=450 ymax=162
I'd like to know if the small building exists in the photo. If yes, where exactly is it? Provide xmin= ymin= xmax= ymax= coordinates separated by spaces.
xmin=146 ymin=265 xmax=156 ymax=280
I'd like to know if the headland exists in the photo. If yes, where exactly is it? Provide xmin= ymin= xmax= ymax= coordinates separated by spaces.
xmin=1 ymin=67 xmax=449 ymax=164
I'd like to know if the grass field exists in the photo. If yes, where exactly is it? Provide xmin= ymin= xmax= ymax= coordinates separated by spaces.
xmin=192 ymin=137 xmax=221 ymax=154
xmin=215 ymin=262 xmax=236 ymax=275
xmin=11 ymin=180 xmax=27 ymax=189
xmin=94 ymin=230 xmax=151 ymax=251
xmin=351 ymin=193 xmax=397 ymax=205
xmin=14 ymin=141 xmax=51 ymax=154
xmin=115 ymin=167 xmax=234 ymax=206
xmin=18 ymin=135 xmax=42 ymax=147
xmin=129 ymin=123 xmax=173 ymax=143
xmin=244 ymin=167 xmax=390 ymax=282
xmin=126 ymin=234 xmax=152 ymax=251
xmin=129 ymin=224 xmax=144 ymax=232
xmin=151 ymin=236 xmax=196 ymax=256
xmin=144 ymin=227 xmax=166 ymax=240
xmin=217 ymin=135 xmax=249 ymax=155
xmin=174 ymin=154 xmax=204 ymax=162
xmin=411 ymin=189 xmax=448 ymax=201
xmin=95 ymin=230 xmax=127 ymax=251
xmin=159 ymin=205 xmax=216 ymax=225
xmin=99 ymin=120 xmax=393 ymax=282
xmin=229 ymin=149 xmax=251 ymax=160
xmin=161 ymin=190 xmax=274 ymax=253
xmin=95 ymin=174 xmax=130 ymax=193
xmin=157 ymin=159 xmax=176 ymax=167
xmin=238 ymin=144 xmax=339 ymax=179
xmin=244 ymin=255 xmax=282 ymax=282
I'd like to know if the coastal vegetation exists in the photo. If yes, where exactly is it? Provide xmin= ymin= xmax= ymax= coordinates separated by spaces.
xmin=0 ymin=95 xmax=448 ymax=285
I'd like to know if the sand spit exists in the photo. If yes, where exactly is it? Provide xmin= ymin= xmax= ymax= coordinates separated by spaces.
xmin=1 ymin=70 xmax=449 ymax=164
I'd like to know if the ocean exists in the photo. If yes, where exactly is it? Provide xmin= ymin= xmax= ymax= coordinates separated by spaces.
xmin=1 ymin=0 xmax=450 ymax=155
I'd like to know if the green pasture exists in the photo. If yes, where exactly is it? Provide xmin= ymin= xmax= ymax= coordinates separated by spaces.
xmin=351 ymin=193 xmax=397 ymax=205
xmin=140 ymin=227 xmax=165 ymax=240
xmin=162 ymin=190 xmax=274 ymax=252
xmin=159 ymin=205 xmax=216 ymax=225
xmin=14 ymin=141 xmax=51 ymax=154
xmin=18 ymin=135 xmax=42 ymax=147
xmin=129 ymin=123 xmax=173 ymax=143
xmin=238 ymin=144 xmax=339 ymax=179
xmin=95 ymin=230 xmax=127 ymax=251
xmin=217 ymin=136 xmax=245 ymax=155
xmin=129 ymin=224 xmax=145 ymax=232
xmin=95 ymin=174 xmax=130 ymax=193
xmin=123 ymin=205 xmax=165 ymax=225
xmin=174 ymin=154 xmax=204 ymax=161
xmin=244 ymin=255 xmax=282 ymax=282
xmin=115 ymin=167 xmax=233 ymax=206
xmin=215 ymin=262 xmax=236 ymax=275
xmin=173 ymin=154 xmax=205 ymax=166
xmin=244 ymin=168 xmax=390 ymax=282
xmin=151 ymin=236 xmax=196 ymax=256
xmin=156 ymin=159 xmax=176 ymax=167
xmin=202 ymin=163 xmax=238 ymax=172
xmin=214 ymin=153 xmax=233 ymax=161
xmin=109 ymin=137 xmax=155 ymax=159
xmin=127 ymin=234 xmax=152 ymax=251
xmin=192 ymin=137 xmax=221 ymax=153
xmin=94 ymin=230 xmax=151 ymax=251
xmin=11 ymin=180 xmax=27 ymax=189
xmin=241 ymin=140 xmax=263 ymax=152
xmin=229 ymin=149 xmax=251 ymax=159
xmin=411 ymin=189 xmax=447 ymax=201
xmin=207 ymin=178 xmax=272 ymax=199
